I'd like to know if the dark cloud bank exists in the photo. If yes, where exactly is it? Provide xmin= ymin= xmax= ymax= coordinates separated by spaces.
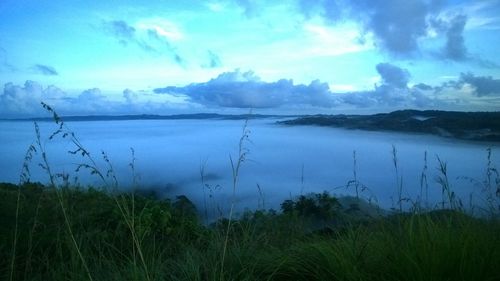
xmin=154 ymin=65 xmax=500 ymax=110
xmin=460 ymin=73 xmax=500 ymax=97
xmin=299 ymin=0 xmax=472 ymax=60
xmin=239 ymin=0 xmax=498 ymax=66
xmin=1 ymin=65 xmax=499 ymax=117
xmin=155 ymin=70 xmax=336 ymax=108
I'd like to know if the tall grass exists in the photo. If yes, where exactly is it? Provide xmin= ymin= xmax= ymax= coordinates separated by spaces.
xmin=220 ymin=116 xmax=251 ymax=280
xmin=34 ymin=119 xmax=94 ymax=281
xmin=485 ymin=147 xmax=500 ymax=213
xmin=392 ymin=145 xmax=406 ymax=212
xmin=17 ymin=102 xmax=153 ymax=280
xmin=418 ymin=151 xmax=429 ymax=211
xmin=9 ymin=144 xmax=36 ymax=281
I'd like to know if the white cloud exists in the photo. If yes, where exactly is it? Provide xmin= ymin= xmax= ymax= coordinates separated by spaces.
xmin=329 ymin=84 xmax=356 ymax=92
xmin=0 ymin=81 xmax=196 ymax=118
xmin=302 ymin=23 xmax=373 ymax=57
xmin=207 ymin=2 xmax=225 ymax=12
xmin=0 ymin=81 xmax=67 ymax=116
xmin=136 ymin=18 xmax=184 ymax=41
xmin=438 ymin=0 xmax=500 ymax=31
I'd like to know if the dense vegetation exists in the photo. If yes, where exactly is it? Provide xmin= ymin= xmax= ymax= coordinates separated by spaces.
xmin=1 ymin=182 xmax=500 ymax=281
xmin=279 ymin=110 xmax=500 ymax=142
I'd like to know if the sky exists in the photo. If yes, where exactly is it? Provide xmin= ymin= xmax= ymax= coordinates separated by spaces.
xmin=1 ymin=0 xmax=500 ymax=117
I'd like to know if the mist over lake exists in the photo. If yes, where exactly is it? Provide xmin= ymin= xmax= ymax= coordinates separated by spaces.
xmin=1 ymin=118 xmax=498 ymax=216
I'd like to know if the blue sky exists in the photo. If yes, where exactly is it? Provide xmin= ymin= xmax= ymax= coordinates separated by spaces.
xmin=1 ymin=0 xmax=500 ymax=117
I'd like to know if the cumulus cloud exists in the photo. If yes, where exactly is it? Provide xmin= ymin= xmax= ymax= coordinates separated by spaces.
xmin=102 ymin=20 xmax=184 ymax=64
xmin=153 ymin=66 xmax=438 ymax=109
xmin=0 ymin=81 xmax=198 ymax=118
xmin=296 ymin=0 xmax=473 ymax=59
xmin=430 ymin=13 xmax=498 ymax=66
xmin=0 ymin=82 xmax=115 ymax=117
xmin=349 ymin=0 xmax=436 ymax=56
xmin=460 ymin=72 xmax=500 ymax=96
xmin=295 ymin=0 xmax=440 ymax=56
xmin=376 ymin=63 xmax=410 ymax=88
xmin=431 ymin=72 xmax=500 ymax=98
xmin=0 ymin=81 xmax=66 ymax=116
xmin=3 ymin=69 xmax=499 ymax=118
xmin=444 ymin=14 xmax=468 ymax=60
xmin=342 ymin=85 xmax=436 ymax=109
xmin=123 ymin=88 xmax=139 ymax=104
xmin=154 ymin=69 xmax=339 ymax=108
xmin=77 ymin=88 xmax=106 ymax=106
xmin=337 ymin=63 xmax=437 ymax=108
xmin=32 ymin=64 xmax=59 ymax=76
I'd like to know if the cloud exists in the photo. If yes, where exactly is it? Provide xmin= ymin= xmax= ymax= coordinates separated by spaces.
xmin=297 ymin=0 xmax=343 ymax=21
xmin=413 ymin=83 xmax=433 ymax=91
xmin=78 ymin=88 xmax=104 ymax=101
xmin=375 ymin=63 xmax=410 ymax=88
xmin=104 ymin=20 xmax=136 ymax=44
xmin=0 ymin=81 xmax=66 ymax=116
xmin=32 ymin=64 xmax=59 ymax=76
xmin=153 ymin=66 xmax=440 ymax=109
xmin=146 ymin=29 xmax=184 ymax=64
xmin=296 ymin=1 xmax=438 ymax=56
xmin=3 ymin=70 xmax=499 ymax=118
xmin=123 ymin=88 xmax=139 ymax=104
xmin=443 ymin=14 xmax=468 ymax=60
xmin=430 ymin=12 xmax=498 ymax=66
xmin=0 ymin=82 xmax=114 ymax=117
xmin=349 ymin=0 xmax=436 ymax=56
xmin=460 ymin=72 xmax=500 ymax=96
xmin=342 ymin=85 xmax=437 ymax=109
xmin=102 ymin=20 xmax=148 ymax=50
xmin=296 ymin=1 xmax=468 ymax=58
xmin=287 ymin=1 xmax=442 ymax=57
xmin=204 ymin=50 xmax=222 ymax=68
xmin=297 ymin=0 xmax=321 ymax=19
xmin=475 ymin=57 xmax=500 ymax=69
xmin=102 ymin=20 xmax=184 ymax=64
xmin=154 ymin=69 xmax=339 ymax=108
xmin=0 ymin=81 xmax=198 ymax=118
xmin=235 ymin=0 xmax=260 ymax=17
xmin=340 ymin=63 xmax=442 ymax=108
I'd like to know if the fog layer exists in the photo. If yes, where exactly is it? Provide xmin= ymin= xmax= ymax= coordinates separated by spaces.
xmin=0 ymin=119 xmax=497 ymax=216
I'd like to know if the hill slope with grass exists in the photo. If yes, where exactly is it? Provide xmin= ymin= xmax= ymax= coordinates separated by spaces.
xmin=279 ymin=110 xmax=500 ymax=142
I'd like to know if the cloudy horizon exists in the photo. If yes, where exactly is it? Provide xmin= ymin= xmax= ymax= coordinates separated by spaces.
xmin=1 ymin=0 xmax=500 ymax=117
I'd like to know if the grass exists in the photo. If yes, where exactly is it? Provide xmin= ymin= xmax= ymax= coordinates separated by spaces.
xmin=2 ymin=102 xmax=500 ymax=280
xmin=1 ymin=183 xmax=500 ymax=280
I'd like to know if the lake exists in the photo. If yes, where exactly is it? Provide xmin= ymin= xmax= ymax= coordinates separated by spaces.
xmin=1 ymin=118 xmax=498 ymax=217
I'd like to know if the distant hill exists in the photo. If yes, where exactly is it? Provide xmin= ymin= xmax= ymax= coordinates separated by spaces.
xmin=278 ymin=110 xmax=500 ymax=142
xmin=3 ymin=113 xmax=288 ymax=122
